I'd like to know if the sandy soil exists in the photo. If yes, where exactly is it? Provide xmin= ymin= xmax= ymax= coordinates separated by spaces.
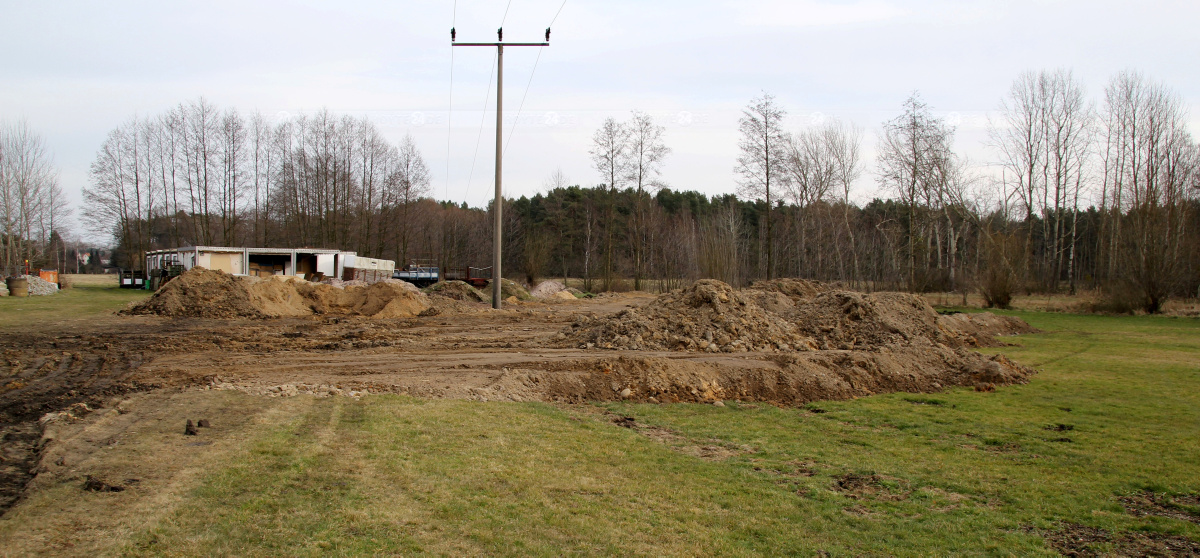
xmin=0 ymin=279 xmax=1037 ymax=516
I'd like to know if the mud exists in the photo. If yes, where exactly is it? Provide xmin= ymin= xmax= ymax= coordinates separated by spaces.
xmin=1037 ymin=522 xmax=1200 ymax=556
xmin=1121 ymin=490 xmax=1200 ymax=525
xmin=833 ymin=473 xmax=909 ymax=501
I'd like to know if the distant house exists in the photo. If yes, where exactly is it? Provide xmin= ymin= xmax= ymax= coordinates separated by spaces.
xmin=144 ymin=246 xmax=387 ymax=282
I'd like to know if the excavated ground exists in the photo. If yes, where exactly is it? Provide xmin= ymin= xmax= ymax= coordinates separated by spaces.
xmin=0 ymin=277 xmax=1037 ymax=516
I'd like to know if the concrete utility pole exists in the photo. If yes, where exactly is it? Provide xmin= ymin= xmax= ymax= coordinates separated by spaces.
xmin=454 ymin=27 xmax=550 ymax=309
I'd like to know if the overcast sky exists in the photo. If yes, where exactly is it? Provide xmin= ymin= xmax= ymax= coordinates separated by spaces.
xmin=2 ymin=0 xmax=1198 ymax=226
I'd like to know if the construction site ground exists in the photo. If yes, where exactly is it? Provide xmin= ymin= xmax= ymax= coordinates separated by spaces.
xmin=1 ymin=281 xmax=1198 ymax=555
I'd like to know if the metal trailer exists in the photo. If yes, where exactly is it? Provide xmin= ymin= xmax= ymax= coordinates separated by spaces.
xmin=392 ymin=263 xmax=440 ymax=287
xmin=392 ymin=263 xmax=492 ymax=289
xmin=443 ymin=266 xmax=493 ymax=289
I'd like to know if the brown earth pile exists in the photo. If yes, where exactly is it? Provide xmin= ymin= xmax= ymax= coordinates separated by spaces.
xmin=562 ymin=279 xmax=815 ymax=352
xmin=787 ymin=290 xmax=956 ymax=350
xmin=484 ymin=349 xmax=1032 ymax=405
xmin=748 ymin=278 xmax=827 ymax=301
xmin=937 ymin=312 xmax=1040 ymax=347
xmin=530 ymin=280 xmax=567 ymax=298
xmin=499 ymin=279 xmax=532 ymax=300
xmin=562 ymin=279 xmax=1037 ymax=354
xmin=424 ymin=280 xmax=487 ymax=302
xmin=124 ymin=268 xmax=430 ymax=319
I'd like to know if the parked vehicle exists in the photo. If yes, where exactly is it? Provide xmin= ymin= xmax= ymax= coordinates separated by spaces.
xmin=392 ymin=262 xmax=491 ymax=288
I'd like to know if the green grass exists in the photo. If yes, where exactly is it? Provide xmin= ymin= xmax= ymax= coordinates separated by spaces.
xmin=0 ymin=285 xmax=149 ymax=331
xmin=107 ymin=310 xmax=1200 ymax=555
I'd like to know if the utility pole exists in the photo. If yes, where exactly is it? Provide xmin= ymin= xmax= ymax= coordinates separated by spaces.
xmin=454 ymin=27 xmax=550 ymax=309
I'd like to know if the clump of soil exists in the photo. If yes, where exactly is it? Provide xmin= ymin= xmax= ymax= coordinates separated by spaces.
xmin=833 ymin=473 xmax=909 ymax=501
xmin=562 ymin=279 xmax=814 ymax=352
xmin=124 ymin=268 xmax=430 ymax=319
xmin=424 ymin=280 xmax=487 ymax=302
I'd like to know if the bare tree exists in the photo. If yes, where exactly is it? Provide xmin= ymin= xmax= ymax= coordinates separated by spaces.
xmin=826 ymin=122 xmax=864 ymax=285
xmin=877 ymin=93 xmax=956 ymax=291
xmin=624 ymin=110 xmax=670 ymax=290
xmin=1100 ymin=71 xmax=1195 ymax=312
xmin=392 ymin=133 xmax=431 ymax=265
xmin=589 ymin=117 xmax=629 ymax=290
xmin=992 ymin=69 xmax=1093 ymax=292
xmin=1 ymin=120 xmax=64 ymax=275
xmin=735 ymin=93 xmax=787 ymax=279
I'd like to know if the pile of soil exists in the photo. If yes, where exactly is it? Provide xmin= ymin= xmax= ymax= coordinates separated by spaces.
xmin=787 ymin=290 xmax=956 ymax=350
xmin=562 ymin=279 xmax=815 ymax=352
xmin=748 ymin=278 xmax=827 ymax=301
xmin=937 ymin=312 xmax=1040 ymax=347
xmin=499 ymin=279 xmax=532 ymax=301
xmin=530 ymin=280 xmax=567 ymax=299
xmin=496 ymin=349 xmax=1032 ymax=405
xmin=561 ymin=279 xmax=1038 ymax=354
xmin=124 ymin=268 xmax=430 ymax=319
xmin=424 ymin=280 xmax=487 ymax=302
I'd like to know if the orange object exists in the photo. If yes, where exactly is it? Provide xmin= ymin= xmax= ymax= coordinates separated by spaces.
xmin=39 ymin=269 xmax=59 ymax=284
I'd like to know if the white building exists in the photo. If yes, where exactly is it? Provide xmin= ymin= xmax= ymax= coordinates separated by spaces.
xmin=144 ymin=246 xmax=387 ymax=282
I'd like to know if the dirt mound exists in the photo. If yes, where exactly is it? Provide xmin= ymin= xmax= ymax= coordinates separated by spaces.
xmin=424 ymin=280 xmax=487 ymax=302
xmin=561 ymin=279 xmax=814 ymax=352
xmin=530 ymin=280 xmax=566 ymax=299
xmin=124 ymin=268 xmax=429 ymax=319
xmin=499 ymin=279 xmax=532 ymax=300
xmin=937 ymin=312 xmax=1040 ymax=347
xmin=503 ymin=349 xmax=1033 ymax=405
xmin=786 ymin=290 xmax=961 ymax=350
xmin=748 ymin=278 xmax=827 ymax=301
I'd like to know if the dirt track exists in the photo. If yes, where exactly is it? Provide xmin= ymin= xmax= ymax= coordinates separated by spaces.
xmin=0 ymin=284 xmax=1035 ymax=515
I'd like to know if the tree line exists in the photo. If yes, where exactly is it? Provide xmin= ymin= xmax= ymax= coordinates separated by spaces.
xmin=69 ymin=69 xmax=1200 ymax=312
xmin=0 ymin=120 xmax=69 ymax=276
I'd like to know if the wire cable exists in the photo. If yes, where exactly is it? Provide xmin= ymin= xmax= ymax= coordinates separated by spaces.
xmin=504 ymin=46 xmax=543 ymax=156
xmin=500 ymin=0 xmax=513 ymax=26
xmin=502 ymin=0 xmax=565 ymax=155
xmin=549 ymin=0 xmax=567 ymax=26
xmin=463 ymin=51 xmax=497 ymax=204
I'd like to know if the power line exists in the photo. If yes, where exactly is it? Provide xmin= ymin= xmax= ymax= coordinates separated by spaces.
xmin=500 ymin=0 xmax=513 ymax=26
xmin=504 ymin=46 xmax=543 ymax=156
xmin=463 ymin=52 xmax=497 ymax=204
xmin=504 ymin=1 xmax=565 ymax=154
xmin=549 ymin=0 xmax=567 ymax=26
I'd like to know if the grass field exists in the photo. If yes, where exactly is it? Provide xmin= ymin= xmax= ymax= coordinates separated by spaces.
xmin=2 ymin=291 xmax=1198 ymax=555
xmin=0 ymin=284 xmax=149 ymax=331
